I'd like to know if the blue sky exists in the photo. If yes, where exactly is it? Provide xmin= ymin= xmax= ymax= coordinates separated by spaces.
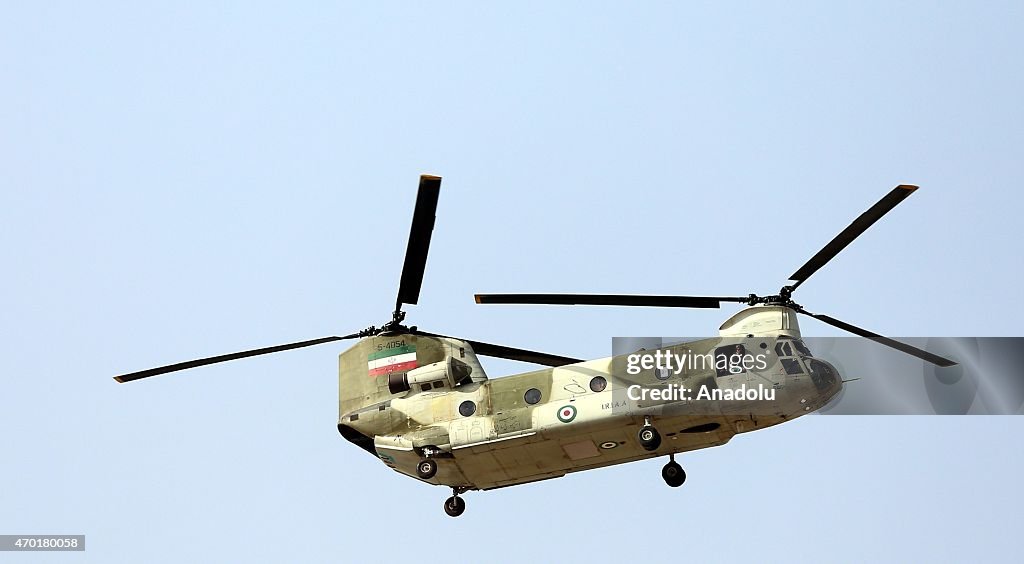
xmin=2 ymin=2 xmax=1022 ymax=563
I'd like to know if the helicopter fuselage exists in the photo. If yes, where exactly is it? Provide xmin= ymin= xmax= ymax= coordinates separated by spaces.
xmin=339 ymin=321 xmax=842 ymax=491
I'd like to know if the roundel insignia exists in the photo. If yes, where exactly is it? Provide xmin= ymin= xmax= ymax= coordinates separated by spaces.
xmin=557 ymin=405 xmax=577 ymax=423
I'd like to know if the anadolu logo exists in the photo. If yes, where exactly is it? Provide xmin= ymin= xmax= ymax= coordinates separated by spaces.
xmin=557 ymin=404 xmax=577 ymax=423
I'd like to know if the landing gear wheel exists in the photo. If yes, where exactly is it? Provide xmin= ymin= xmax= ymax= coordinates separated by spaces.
xmin=416 ymin=459 xmax=437 ymax=480
xmin=444 ymin=495 xmax=466 ymax=517
xmin=662 ymin=461 xmax=686 ymax=487
xmin=638 ymin=426 xmax=661 ymax=451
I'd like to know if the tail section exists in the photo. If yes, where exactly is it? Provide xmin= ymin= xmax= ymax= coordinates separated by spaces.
xmin=336 ymin=333 xmax=488 ymax=453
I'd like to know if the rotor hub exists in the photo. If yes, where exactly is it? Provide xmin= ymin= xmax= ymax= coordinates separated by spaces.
xmin=744 ymin=289 xmax=801 ymax=310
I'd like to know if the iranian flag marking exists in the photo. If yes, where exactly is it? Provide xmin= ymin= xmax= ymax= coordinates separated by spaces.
xmin=367 ymin=344 xmax=417 ymax=377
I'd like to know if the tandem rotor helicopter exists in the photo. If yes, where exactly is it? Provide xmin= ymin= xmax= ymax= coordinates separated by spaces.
xmin=115 ymin=175 xmax=955 ymax=517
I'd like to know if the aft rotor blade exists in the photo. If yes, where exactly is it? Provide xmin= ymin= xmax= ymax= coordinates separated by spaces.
xmin=416 ymin=331 xmax=582 ymax=367
xmin=467 ymin=339 xmax=583 ymax=367
xmin=114 ymin=335 xmax=358 ymax=383
xmin=396 ymin=175 xmax=442 ymax=309
xmin=788 ymin=185 xmax=918 ymax=289
xmin=796 ymin=309 xmax=957 ymax=367
xmin=475 ymin=293 xmax=749 ymax=309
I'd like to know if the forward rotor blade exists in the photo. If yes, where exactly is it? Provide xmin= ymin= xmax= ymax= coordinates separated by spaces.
xmin=789 ymin=185 xmax=918 ymax=289
xmin=796 ymin=309 xmax=957 ymax=367
xmin=475 ymin=293 xmax=749 ymax=309
xmin=416 ymin=331 xmax=582 ymax=367
xmin=396 ymin=175 xmax=442 ymax=309
xmin=114 ymin=335 xmax=359 ymax=383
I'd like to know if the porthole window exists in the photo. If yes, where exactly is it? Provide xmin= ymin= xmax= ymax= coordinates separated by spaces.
xmin=589 ymin=376 xmax=607 ymax=393
xmin=458 ymin=400 xmax=476 ymax=417
xmin=524 ymin=388 xmax=542 ymax=405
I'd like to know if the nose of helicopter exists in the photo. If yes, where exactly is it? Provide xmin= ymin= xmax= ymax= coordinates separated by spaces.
xmin=787 ymin=357 xmax=843 ymax=414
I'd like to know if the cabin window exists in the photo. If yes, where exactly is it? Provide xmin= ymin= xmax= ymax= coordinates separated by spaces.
xmin=459 ymin=400 xmax=477 ymax=417
xmin=715 ymin=344 xmax=748 ymax=377
xmin=420 ymin=384 xmax=431 ymax=392
xmin=589 ymin=376 xmax=607 ymax=393
xmin=524 ymin=388 xmax=542 ymax=405
xmin=432 ymin=381 xmax=444 ymax=389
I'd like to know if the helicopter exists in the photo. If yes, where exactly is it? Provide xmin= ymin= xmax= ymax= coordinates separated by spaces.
xmin=115 ymin=175 xmax=955 ymax=517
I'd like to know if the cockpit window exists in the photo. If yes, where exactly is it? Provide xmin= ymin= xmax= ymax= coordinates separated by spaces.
xmin=780 ymin=358 xmax=804 ymax=375
xmin=775 ymin=341 xmax=794 ymax=357
xmin=807 ymin=359 xmax=837 ymax=391
xmin=793 ymin=339 xmax=812 ymax=356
